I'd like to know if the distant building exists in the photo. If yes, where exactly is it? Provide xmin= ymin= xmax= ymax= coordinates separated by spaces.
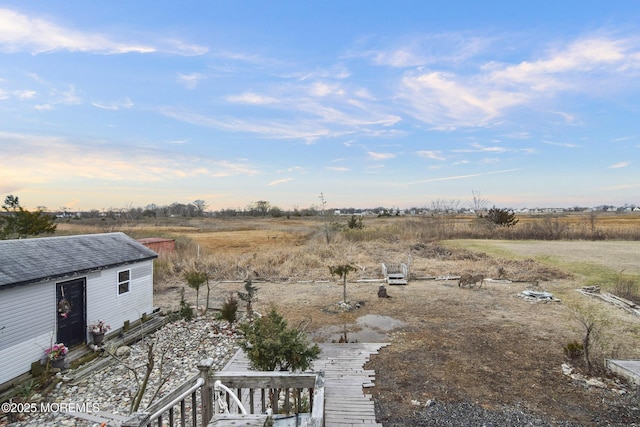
xmin=137 ymin=237 xmax=176 ymax=255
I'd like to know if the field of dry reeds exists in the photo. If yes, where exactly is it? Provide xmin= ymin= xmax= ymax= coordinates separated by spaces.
xmin=54 ymin=212 xmax=640 ymax=300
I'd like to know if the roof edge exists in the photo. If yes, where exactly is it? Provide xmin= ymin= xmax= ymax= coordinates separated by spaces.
xmin=0 ymin=255 xmax=157 ymax=290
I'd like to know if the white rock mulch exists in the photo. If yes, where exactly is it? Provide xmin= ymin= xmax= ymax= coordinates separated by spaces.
xmin=7 ymin=316 xmax=240 ymax=427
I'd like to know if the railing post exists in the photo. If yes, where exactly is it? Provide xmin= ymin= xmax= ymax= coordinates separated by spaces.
xmin=121 ymin=412 xmax=150 ymax=427
xmin=198 ymin=357 xmax=214 ymax=427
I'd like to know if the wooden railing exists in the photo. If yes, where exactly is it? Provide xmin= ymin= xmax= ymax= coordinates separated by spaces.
xmin=209 ymin=371 xmax=324 ymax=426
xmin=121 ymin=373 xmax=204 ymax=427
xmin=122 ymin=358 xmax=325 ymax=427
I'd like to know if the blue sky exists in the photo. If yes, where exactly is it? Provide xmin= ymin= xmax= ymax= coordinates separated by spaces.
xmin=1 ymin=1 xmax=639 ymax=212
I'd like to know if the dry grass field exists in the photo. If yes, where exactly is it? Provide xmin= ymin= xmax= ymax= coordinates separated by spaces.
xmin=55 ymin=214 xmax=640 ymax=425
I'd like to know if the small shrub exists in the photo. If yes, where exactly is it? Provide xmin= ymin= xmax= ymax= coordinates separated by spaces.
xmin=179 ymin=288 xmax=193 ymax=321
xmin=563 ymin=340 xmax=584 ymax=361
xmin=347 ymin=215 xmax=364 ymax=230
xmin=220 ymin=294 xmax=239 ymax=323
xmin=16 ymin=378 xmax=38 ymax=400
xmin=184 ymin=269 xmax=207 ymax=308
xmin=239 ymin=307 xmax=320 ymax=372
xmin=480 ymin=206 xmax=519 ymax=228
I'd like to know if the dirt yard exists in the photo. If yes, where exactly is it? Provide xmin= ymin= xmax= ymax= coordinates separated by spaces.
xmin=142 ymin=219 xmax=640 ymax=426
xmin=58 ymin=220 xmax=640 ymax=427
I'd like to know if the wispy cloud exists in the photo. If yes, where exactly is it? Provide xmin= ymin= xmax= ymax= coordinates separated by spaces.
xmin=552 ymin=111 xmax=579 ymax=124
xmin=417 ymin=150 xmax=446 ymax=160
xmin=487 ymin=37 xmax=634 ymax=92
xmin=0 ymin=132 xmax=258 ymax=187
xmin=54 ymin=85 xmax=82 ymax=105
xmin=453 ymin=142 xmax=512 ymax=153
xmin=400 ymin=70 xmax=526 ymax=129
xmin=177 ymin=73 xmax=206 ymax=89
xmin=268 ymin=178 xmax=293 ymax=186
xmin=396 ymin=33 xmax=640 ymax=129
xmin=368 ymin=151 xmax=395 ymax=160
xmin=609 ymin=161 xmax=630 ymax=169
xmin=227 ymin=92 xmax=279 ymax=105
xmin=32 ymin=84 xmax=82 ymax=110
xmin=163 ymin=39 xmax=208 ymax=56
xmin=404 ymin=168 xmax=519 ymax=185
xmin=161 ymin=80 xmax=401 ymax=142
xmin=612 ymin=136 xmax=637 ymax=142
xmin=309 ymin=81 xmax=345 ymax=97
xmin=354 ymin=32 xmax=490 ymax=68
xmin=15 ymin=90 xmax=36 ymax=100
xmin=92 ymin=97 xmax=133 ymax=110
xmin=542 ymin=140 xmax=580 ymax=148
xmin=159 ymin=107 xmax=334 ymax=143
xmin=326 ymin=166 xmax=350 ymax=172
xmin=373 ymin=47 xmax=426 ymax=68
xmin=0 ymin=8 xmax=206 ymax=55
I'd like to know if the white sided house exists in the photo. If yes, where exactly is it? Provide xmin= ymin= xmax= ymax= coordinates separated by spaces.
xmin=0 ymin=232 xmax=158 ymax=387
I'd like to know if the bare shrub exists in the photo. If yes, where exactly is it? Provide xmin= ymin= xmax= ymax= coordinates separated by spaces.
xmin=567 ymin=303 xmax=609 ymax=375
xmin=219 ymin=294 xmax=239 ymax=323
xmin=612 ymin=270 xmax=640 ymax=305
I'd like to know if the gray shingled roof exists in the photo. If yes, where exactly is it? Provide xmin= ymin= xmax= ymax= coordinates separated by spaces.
xmin=0 ymin=232 xmax=158 ymax=289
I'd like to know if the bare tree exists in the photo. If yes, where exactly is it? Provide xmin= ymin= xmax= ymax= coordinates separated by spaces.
xmin=569 ymin=304 xmax=608 ymax=374
xmin=255 ymin=200 xmax=271 ymax=216
xmin=471 ymin=190 xmax=488 ymax=217
xmin=430 ymin=198 xmax=460 ymax=214
xmin=192 ymin=200 xmax=207 ymax=216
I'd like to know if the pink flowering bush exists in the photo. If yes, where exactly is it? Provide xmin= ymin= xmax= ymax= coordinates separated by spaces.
xmin=45 ymin=343 xmax=68 ymax=361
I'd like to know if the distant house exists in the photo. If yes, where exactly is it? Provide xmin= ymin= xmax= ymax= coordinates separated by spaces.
xmin=0 ymin=232 xmax=157 ymax=387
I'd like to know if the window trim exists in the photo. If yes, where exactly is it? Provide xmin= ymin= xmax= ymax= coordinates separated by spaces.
xmin=117 ymin=268 xmax=131 ymax=296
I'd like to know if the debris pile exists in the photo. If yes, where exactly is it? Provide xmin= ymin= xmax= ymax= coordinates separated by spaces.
xmin=562 ymin=363 xmax=629 ymax=395
xmin=518 ymin=290 xmax=559 ymax=302
xmin=577 ymin=286 xmax=640 ymax=316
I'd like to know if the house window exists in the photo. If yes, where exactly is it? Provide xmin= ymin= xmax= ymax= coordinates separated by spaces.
xmin=118 ymin=269 xmax=131 ymax=295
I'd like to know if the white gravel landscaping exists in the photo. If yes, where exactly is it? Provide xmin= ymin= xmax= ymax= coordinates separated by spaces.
xmin=6 ymin=316 xmax=240 ymax=427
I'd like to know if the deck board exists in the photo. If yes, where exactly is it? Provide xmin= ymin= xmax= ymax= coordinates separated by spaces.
xmin=222 ymin=343 xmax=388 ymax=427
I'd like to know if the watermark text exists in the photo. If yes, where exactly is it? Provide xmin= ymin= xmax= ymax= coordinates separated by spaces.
xmin=2 ymin=400 xmax=101 ymax=414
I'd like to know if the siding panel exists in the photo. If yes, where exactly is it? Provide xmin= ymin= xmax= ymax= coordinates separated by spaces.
xmin=86 ymin=260 xmax=153 ymax=339
xmin=0 ymin=283 xmax=56 ymax=384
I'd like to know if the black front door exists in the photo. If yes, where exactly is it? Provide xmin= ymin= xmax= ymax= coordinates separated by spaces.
xmin=56 ymin=278 xmax=86 ymax=347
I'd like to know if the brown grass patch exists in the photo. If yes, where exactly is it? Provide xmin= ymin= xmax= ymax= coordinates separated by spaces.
xmin=186 ymin=229 xmax=307 ymax=254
